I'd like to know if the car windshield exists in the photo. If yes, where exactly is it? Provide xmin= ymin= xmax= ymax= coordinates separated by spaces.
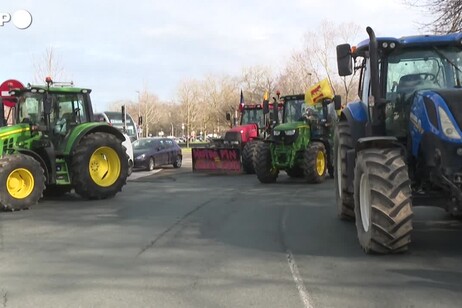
xmin=283 ymin=99 xmax=306 ymax=123
xmin=133 ymin=139 xmax=155 ymax=149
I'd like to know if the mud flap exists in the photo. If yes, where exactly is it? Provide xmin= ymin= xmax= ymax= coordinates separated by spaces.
xmin=192 ymin=148 xmax=242 ymax=173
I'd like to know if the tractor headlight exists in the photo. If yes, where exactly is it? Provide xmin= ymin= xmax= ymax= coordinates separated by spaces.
xmin=285 ymin=129 xmax=296 ymax=136
xmin=439 ymin=106 xmax=461 ymax=139
xmin=273 ymin=130 xmax=281 ymax=136
xmin=231 ymin=141 xmax=239 ymax=145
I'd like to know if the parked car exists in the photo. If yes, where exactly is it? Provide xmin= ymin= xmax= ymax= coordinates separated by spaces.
xmin=133 ymin=137 xmax=182 ymax=171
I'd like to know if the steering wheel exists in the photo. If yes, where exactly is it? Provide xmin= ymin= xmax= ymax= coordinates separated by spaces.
xmin=419 ymin=73 xmax=436 ymax=81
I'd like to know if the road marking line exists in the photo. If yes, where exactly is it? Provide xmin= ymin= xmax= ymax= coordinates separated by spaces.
xmin=282 ymin=208 xmax=314 ymax=308
xmin=286 ymin=249 xmax=314 ymax=308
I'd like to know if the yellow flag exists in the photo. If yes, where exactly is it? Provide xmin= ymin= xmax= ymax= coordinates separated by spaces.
xmin=305 ymin=79 xmax=334 ymax=106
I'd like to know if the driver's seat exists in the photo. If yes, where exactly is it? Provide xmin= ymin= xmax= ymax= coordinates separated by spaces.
xmin=397 ymin=74 xmax=422 ymax=93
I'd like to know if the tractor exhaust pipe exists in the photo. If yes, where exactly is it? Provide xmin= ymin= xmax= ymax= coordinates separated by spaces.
xmin=366 ymin=26 xmax=386 ymax=136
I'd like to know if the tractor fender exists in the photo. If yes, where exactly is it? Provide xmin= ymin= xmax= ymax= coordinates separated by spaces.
xmin=16 ymin=148 xmax=51 ymax=183
xmin=340 ymin=101 xmax=367 ymax=145
xmin=356 ymin=136 xmax=404 ymax=152
xmin=62 ymin=123 xmax=126 ymax=156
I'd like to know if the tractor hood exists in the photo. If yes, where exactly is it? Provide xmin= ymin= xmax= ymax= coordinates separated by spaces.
xmin=226 ymin=123 xmax=258 ymax=143
xmin=228 ymin=123 xmax=258 ymax=133
xmin=274 ymin=121 xmax=308 ymax=131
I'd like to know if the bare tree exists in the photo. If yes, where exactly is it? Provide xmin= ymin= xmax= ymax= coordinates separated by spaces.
xmin=405 ymin=0 xmax=462 ymax=34
xmin=278 ymin=20 xmax=360 ymax=104
xmin=177 ymin=79 xmax=201 ymax=143
xmin=241 ymin=65 xmax=277 ymax=103
xmin=33 ymin=46 xmax=68 ymax=83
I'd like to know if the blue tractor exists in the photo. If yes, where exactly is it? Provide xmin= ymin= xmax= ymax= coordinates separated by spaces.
xmin=335 ymin=27 xmax=462 ymax=254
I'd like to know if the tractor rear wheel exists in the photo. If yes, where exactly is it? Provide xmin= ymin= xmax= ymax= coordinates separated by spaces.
xmin=304 ymin=142 xmax=327 ymax=183
xmin=335 ymin=121 xmax=355 ymax=220
xmin=354 ymin=148 xmax=413 ymax=254
xmin=255 ymin=142 xmax=278 ymax=183
xmin=71 ymin=132 xmax=128 ymax=200
xmin=242 ymin=141 xmax=256 ymax=174
xmin=0 ymin=154 xmax=45 ymax=211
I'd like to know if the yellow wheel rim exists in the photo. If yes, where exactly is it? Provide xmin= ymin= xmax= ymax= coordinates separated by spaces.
xmin=7 ymin=168 xmax=35 ymax=199
xmin=89 ymin=146 xmax=121 ymax=187
xmin=316 ymin=150 xmax=325 ymax=176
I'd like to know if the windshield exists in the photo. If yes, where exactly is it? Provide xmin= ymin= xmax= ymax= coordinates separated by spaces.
xmin=240 ymin=108 xmax=264 ymax=127
xmin=133 ymin=138 xmax=156 ymax=149
xmin=283 ymin=99 xmax=307 ymax=123
xmin=18 ymin=93 xmax=43 ymax=124
xmin=386 ymin=46 xmax=462 ymax=97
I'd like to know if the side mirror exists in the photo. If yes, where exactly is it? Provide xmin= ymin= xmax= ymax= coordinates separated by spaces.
xmin=43 ymin=94 xmax=52 ymax=115
xmin=334 ymin=95 xmax=342 ymax=110
xmin=226 ymin=112 xmax=231 ymax=121
xmin=336 ymin=44 xmax=353 ymax=76
xmin=263 ymin=100 xmax=269 ymax=115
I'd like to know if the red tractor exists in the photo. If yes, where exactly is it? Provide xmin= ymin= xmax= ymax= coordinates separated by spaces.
xmin=192 ymin=99 xmax=282 ymax=173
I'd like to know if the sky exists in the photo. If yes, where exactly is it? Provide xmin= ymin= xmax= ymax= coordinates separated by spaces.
xmin=0 ymin=0 xmax=431 ymax=112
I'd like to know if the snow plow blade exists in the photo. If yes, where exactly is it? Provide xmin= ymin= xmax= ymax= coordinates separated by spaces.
xmin=192 ymin=148 xmax=242 ymax=173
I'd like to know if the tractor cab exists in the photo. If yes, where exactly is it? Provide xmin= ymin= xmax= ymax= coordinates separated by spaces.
xmin=10 ymin=80 xmax=95 ymax=149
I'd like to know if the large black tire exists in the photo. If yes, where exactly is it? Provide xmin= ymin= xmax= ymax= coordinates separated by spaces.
xmin=335 ymin=121 xmax=355 ymax=220
xmin=255 ymin=142 xmax=278 ymax=183
xmin=354 ymin=148 xmax=413 ymax=254
xmin=242 ymin=141 xmax=257 ymax=174
xmin=72 ymin=132 xmax=128 ymax=200
xmin=303 ymin=142 xmax=327 ymax=183
xmin=0 ymin=154 xmax=45 ymax=211
xmin=327 ymin=145 xmax=334 ymax=179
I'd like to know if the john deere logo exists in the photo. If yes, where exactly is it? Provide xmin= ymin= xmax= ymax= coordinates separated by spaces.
xmin=0 ymin=10 xmax=32 ymax=30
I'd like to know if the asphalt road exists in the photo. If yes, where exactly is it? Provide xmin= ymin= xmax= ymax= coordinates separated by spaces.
xmin=0 ymin=154 xmax=461 ymax=307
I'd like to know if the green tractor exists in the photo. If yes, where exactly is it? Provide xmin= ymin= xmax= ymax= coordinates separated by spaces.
xmin=254 ymin=93 xmax=340 ymax=183
xmin=0 ymin=78 xmax=128 ymax=211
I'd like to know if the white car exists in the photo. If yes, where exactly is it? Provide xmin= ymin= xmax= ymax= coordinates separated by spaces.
xmin=122 ymin=133 xmax=134 ymax=176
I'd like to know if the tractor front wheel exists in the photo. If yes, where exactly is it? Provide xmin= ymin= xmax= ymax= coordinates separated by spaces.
xmin=335 ymin=121 xmax=355 ymax=220
xmin=304 ymin=142 xmax=327 ymax=183
xmin=255 ymin=142 xmax=278 ymax=183
xmin=0 ymin=154 xmax=45 ymax=211
xmin=242 ymin=141 xmax=257 ymax=174
xmin=72 ymin=132 xmax=128 ymax=200
xmin=354 ymin=148 xmax=413 ymax=254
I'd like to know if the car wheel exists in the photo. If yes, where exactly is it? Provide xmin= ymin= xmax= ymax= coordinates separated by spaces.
xmin=147 ymin=157 xmax=155 ymax=171
xmin=173 ymin=155 xmax=182 ymax=168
